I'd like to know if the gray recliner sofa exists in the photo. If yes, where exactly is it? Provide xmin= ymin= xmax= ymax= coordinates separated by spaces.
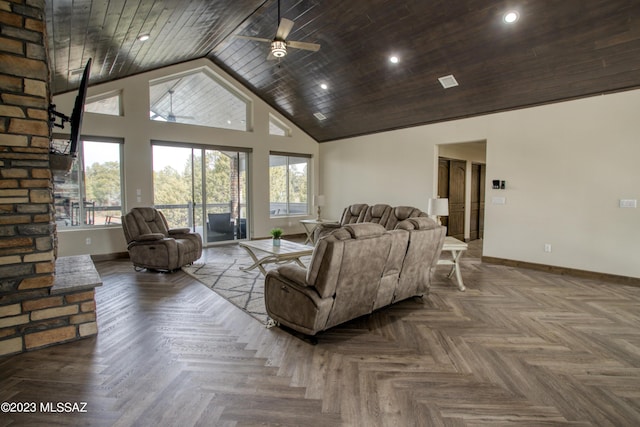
xmin=313 ymin=203 xmax=428 ymax=242
xmin=265 ymin=218 xmax=445 ymax=336
xmin=121 ymin=207 xmax=202 ymax=272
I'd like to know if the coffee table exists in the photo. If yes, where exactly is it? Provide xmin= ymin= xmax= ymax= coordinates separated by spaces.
xmin=239 ymin=239 xmax=313 ymax=276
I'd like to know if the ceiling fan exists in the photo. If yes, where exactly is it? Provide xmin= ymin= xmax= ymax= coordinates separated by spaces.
xmin=151 ymin=89 xmax=193 ymax=122
xmin=234 ymin=0 xmax=320 ymax=60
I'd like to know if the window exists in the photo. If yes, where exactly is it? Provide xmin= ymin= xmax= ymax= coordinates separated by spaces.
xmin=52 ymin=137 xmax=124 ymax=228
xmin=85 ymin=91 xmax=122 ymax=116
xmin=269 ymin=153 xmax=310 ymax=216
xmin=269 ymin=114 xmax=290 ymax=136
xmin=149 ymin=68 xmax=250 ymax=130
xmin=152 ymin=142 xmax=250 ymax=244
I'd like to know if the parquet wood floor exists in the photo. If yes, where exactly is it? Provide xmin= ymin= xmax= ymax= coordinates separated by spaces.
xmin=2 ymin=240 xmax=640 ymax=426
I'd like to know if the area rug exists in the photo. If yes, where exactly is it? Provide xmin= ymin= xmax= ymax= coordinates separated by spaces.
xmin=182 ymin=260 xmax=270 ymax=325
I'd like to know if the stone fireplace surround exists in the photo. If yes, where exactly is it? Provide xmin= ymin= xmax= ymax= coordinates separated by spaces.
xmin=0 ymin=0 xmax=100 ymax=356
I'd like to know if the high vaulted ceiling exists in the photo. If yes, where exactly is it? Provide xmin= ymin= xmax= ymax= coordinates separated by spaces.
xmin=46 ymin=0 xmax=640 ymax=142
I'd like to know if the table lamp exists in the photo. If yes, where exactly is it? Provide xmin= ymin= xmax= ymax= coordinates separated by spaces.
xmin=427 ymin=198 xmax=449 ymax=225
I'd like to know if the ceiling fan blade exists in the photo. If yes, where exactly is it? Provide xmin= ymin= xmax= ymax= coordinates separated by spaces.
xmin=234 ymin=35 xmax=272 ymax=43
xmin=287 ymin=40 xmax=321 ymax=52
xmin=276 ymin=18 xmax=294 ymax=40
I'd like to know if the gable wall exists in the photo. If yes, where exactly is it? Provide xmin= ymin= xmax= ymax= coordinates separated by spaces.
xmin=51 ymin=59 xmax=319 ymax=256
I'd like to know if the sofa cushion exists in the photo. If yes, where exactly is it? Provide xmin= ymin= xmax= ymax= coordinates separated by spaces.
xmin=386 ymin=206 xmax=426 ymax=230
xmin=340 ymin=203 xmax=368 ymax=225
xmin=362 ymin=204 xmax=392 ymax=226
xmin=123 ymin=207 xmax=169 ymax=241
xmin=375 ymin=229 xmax=410 ymax=310
xmin=306 ymin=233 xmax=346 ymax=299
xmin=395 ymin=224 xmax=446 ymax=302
xmin=323 ymin=229 xmax=392 ymax=329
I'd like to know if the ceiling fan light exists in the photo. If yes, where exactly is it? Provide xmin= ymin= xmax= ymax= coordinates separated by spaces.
xmin=504 ymin=11 xmax=519 ymax=23
xmin=271 ymin=40 xmax=287 ymax=57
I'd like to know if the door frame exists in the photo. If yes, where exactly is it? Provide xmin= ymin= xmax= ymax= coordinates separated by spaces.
xmin=435 ymin=141 xmax=487 ymax=242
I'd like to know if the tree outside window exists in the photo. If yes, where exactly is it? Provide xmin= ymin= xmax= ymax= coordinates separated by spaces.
xmin=52 ymin=138 xmax=124 ymax=227
xmin=269 ymin=154 xmax=309 ymax=216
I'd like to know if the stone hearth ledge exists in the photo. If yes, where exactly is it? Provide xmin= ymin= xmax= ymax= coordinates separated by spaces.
xmin=52 ymin=255 xmax=102 ymax=294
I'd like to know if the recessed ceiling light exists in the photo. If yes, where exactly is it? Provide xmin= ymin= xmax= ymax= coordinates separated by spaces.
xmin=503 ymin=11 xmax=519 ymax=23
xmin=320 ymin=83 xmax=328 ymax=90
xmin=389 ymin=56 xmax=399 ymax=64
xmin=138 ymin=34 xmax=150 ymax=41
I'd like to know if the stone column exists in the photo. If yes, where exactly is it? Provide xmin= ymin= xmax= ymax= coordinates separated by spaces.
xmin=0 ymin=0 xmax=98 ymax=357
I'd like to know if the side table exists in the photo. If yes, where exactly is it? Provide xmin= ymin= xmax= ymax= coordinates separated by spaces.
xmin=299 ymin=219 xmax=338 ymax=245
xmin=437 ymin=236 xmax=469 ymax=291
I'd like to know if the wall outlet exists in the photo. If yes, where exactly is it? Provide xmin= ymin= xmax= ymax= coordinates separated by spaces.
xmin=492 ymin=196 xmax=506 ymax=205
xmin=544 ymin=243 xmax=552 ymax=253
xmin=85 ymin=237 xmax=92 ymax=245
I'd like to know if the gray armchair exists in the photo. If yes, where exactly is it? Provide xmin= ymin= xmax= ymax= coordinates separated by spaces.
xmin=121 ymin=207 xmax=202 ymax=272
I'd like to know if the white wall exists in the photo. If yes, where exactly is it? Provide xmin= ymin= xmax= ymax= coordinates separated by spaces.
xmin=320 ymin=89 xmax=640 ymax=278
xmin=53 ymin=59 xmax=319 ymax=256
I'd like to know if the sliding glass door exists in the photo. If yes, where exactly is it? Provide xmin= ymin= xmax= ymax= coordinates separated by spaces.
xmin=152 ymin=143 xmax=249 ymax=245
xmin=202 ymin=149 xmax=248 ymax=243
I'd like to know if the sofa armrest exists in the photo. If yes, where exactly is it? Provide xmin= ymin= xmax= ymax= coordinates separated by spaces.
xmin=265 ymin=269 xmax=331 ymax=335
xmin=136 ymin=233 xmax=165 ymax=241
xmin=314 ymin=222 xmax=341 ymax=242
xmin=277 ymin=264 xmax=309 ymax=286
xmin=168 ymin=227 xmax=191 ymax=235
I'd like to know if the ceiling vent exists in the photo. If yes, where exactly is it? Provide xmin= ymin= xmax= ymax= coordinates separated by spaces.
xmin=438 ymin=74 xmax=459 ymax=89
xmin=313 ymin=112 xmax=327 ymax=121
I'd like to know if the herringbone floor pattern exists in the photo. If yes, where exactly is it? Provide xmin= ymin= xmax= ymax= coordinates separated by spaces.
xmin=2 ymin=240 xmax=640 ymax=426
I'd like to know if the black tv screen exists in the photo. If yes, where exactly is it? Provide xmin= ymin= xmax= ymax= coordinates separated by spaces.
xmin=69 ymin=58 xmax=91 ymax=155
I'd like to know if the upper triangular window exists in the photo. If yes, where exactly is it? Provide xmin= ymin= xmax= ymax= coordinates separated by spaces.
xmin=269 ymin=114 xmax=291 ymax=137
xmin=149 ymin=69 xmax=250 ymax=131
xmin=85 ymin=91 xmax=122 ymax=116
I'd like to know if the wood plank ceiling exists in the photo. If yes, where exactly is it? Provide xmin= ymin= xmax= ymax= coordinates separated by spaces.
xmin=46 ymin=0 xmax=640 ymax=142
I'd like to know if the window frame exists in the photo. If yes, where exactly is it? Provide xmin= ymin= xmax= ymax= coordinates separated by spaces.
xmin=52 ymin=134 xmax=125 ymax=229
xmin=269 ymin=151 xmax=311 ymax=218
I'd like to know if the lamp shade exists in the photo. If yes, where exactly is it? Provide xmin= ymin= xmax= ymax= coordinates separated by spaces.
xmin=427 ymin=198 xmax=449 ymax=216
xmin=314 ymin=195 xmax=325 ymax=206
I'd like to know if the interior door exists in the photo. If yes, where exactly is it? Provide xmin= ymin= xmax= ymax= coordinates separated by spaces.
xmin=448 ymin=160 xmax=466 ymax=240
xmin=470 ymin=163 xmax=486 ymax=240
xmin=438 ymin=158 xmax=450 ymax=230
xmin=438 ymin=158 xmax=466 ymax=240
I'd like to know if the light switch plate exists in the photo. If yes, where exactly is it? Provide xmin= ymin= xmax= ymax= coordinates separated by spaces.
xmin=620 ymin=199 xmax=637 ymax=208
